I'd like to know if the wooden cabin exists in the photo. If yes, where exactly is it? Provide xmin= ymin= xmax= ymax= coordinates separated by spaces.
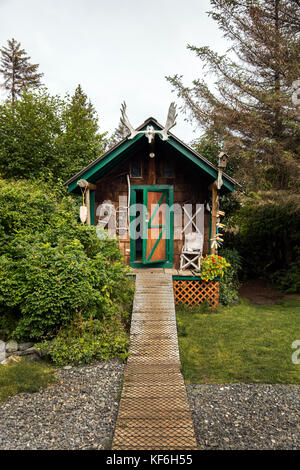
xmin=65 ymin=117 xmax=237 ymax=305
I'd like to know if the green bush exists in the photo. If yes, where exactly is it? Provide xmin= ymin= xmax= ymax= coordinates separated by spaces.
xmin=0 ymin=178 xmax=134 ymax=342
xmin=271 ymin=247 xmax=300 ymax=294
xmin=227 ymin=191 xmax=300 ymax=279
xmin=0 ymin=177 xmax=77 ymax=251
xmin=36 ymin=314 xmax=130 ymax=366
xmin=0 ymin=308 xmax=19 ymax=342
xmin=218 ymin=248 xmax=242 ymax=305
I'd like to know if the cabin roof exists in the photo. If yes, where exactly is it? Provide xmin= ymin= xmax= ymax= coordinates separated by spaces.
xmin=64 ymin=117 xmax=239 ymax=193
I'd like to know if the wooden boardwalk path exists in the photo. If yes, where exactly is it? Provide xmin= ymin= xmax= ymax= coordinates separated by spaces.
xmin=112 ymin=273 xmax=198 ymax=450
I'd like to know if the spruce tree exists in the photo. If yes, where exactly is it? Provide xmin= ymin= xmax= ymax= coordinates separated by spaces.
xmin=167 ymin=0 xmax=300 ymax=190
xmin=108 ymin=118 xmax=129 ymax=149
xmin=0 ymin=38 xmax=43 ymax=105
xmin=59 ymin=84 xmax=108 ymax=179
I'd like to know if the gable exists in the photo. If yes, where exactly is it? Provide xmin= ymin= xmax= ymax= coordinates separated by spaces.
xmin=65 ymin=118 xmax=238 ymax=193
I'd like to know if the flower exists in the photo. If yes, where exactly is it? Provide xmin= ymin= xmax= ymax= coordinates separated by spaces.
xmin=200 ymin=254 xmax=231 ymax=281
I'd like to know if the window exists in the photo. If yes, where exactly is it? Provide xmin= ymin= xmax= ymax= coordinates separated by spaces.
xmin=130 ymin=158 xmax=142 ymax=178
xmin=162 ymin=160 xmax=174 ymax=177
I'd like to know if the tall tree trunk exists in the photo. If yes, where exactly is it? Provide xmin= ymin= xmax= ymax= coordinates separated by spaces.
xmin=274 ymin=0 xmax=282 ymax=138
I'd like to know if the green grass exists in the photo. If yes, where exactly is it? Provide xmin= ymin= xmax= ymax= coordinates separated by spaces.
xmin=0 ymin=359 xmax=56 ymax=403
xmin=176 ymin=297 xmax=300 ymax=384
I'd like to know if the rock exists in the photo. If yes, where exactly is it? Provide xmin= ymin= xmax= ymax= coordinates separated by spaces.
xmin=19 ymin=347 xmax=36 ymax=355
xmin=6 ymin=340 xmax=18 ymax=353
xmin=15 ymin=347 xmax=37 ymax=356
xmin=1 ymin=355 xmax=22 ymax=365
xmin=18 ymin=342 xmax=34 ymax=351
xmin=64 ymin=365 xmax=72 ymax=370
xmin=24 ymin=353 xmax=41 ymax=362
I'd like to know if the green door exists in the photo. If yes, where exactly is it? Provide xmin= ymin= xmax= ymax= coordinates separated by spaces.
xmin=130 ymin=185 xmax=173 ymax=268
xmin=143 ymin=188 xmax=169 ymax=264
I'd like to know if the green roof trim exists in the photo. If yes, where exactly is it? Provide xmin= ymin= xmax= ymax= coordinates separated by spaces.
xmin=67 ymin=132 xmax=144 ymax=193
xmin=167 ymin=136 xmax=235 ymax=192
xmin=65 ymin=118 xmax=238 ymax=193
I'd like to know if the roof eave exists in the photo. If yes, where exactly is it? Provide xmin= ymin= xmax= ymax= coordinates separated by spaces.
xmin=64 ymin=117 xmax=239 ymax=192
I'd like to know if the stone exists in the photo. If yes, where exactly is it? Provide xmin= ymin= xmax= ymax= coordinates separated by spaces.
xmin=15 ymin=347 xmax=37 ymax=356
xmin=19 ymin=347 xmax=36 ymax=355
xmin=18 ymin=342 xmax=34 ymax=351
xmin=6 ymin=340 xmax=18 ymax=353
xmin=64 ymin=365 xmax=72 ymax=370
xmin=24 ymin=353 xmax=41 ymax=362
xmin=1 ymin=355 xmax=22 ymax=365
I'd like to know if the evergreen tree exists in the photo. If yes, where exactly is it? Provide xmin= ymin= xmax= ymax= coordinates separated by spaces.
xmin=191 ymin=135 xmax=222 ymax=169
xmin=167 ymin=0 xmax=300 ymax=190
xmin=108 ymin=118 xmax=129 ymax=149
xmin=58 ymin=84 xmax=108 ymax=179
xmin=0 ymin=89 xmax=63 ymax=179
xmin=0 ymin=38 xmax=43 ymax=105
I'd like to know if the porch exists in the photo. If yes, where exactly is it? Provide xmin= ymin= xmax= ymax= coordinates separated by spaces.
xmin=127 ymin=268 xmax=219 ymax=308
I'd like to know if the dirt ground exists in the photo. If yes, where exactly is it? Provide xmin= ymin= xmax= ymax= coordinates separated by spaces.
xmin=239 ymin=279 xmax=285 ymax=305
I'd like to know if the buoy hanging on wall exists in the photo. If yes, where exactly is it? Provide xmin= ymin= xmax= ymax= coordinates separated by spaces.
xmin=80 ymin=205 xmax=88 ymax=224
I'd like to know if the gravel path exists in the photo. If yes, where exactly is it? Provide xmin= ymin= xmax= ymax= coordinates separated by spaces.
xmin=1 ymin=362 xmax=299 ymax=450
xmin=0 ymin=359 xmax=124 ymax=450
xmin=187 ymin=383 xmax=300 ymax=450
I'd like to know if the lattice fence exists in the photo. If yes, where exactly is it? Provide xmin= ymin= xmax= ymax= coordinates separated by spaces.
xmin=173 ymin=280 xmax=219 ymax=308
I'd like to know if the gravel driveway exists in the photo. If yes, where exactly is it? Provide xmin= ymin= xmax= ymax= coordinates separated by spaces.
xmin=0 ymin=359 xmax=124 ymax=450
xmin=187 ymin=383 xmax=300 ymax=450
xmin=1 ymin=362 xmax=299 ymax=450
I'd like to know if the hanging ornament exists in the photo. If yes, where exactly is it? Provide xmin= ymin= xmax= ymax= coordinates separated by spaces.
xmin=80 ymin=205 xmax=88 ymax=224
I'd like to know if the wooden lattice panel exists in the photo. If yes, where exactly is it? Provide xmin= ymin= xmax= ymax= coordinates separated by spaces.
xmin=173 ymin=280 xmax=219 ymax=308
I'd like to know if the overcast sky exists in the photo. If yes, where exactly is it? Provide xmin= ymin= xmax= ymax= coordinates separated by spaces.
xmin=0 ymin=0 xmax=227 ymax=143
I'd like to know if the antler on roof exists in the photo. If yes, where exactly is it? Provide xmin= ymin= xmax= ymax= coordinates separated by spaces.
xmin=119 ymin=101 xmax=178 ymax=142
xmin=159 ymin=102 xmax=178 ymax=140
xmin=120 ymin=101 xmax=138 ymax=139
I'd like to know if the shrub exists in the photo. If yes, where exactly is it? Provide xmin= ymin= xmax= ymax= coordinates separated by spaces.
xmin=218 ymin=248 xmax=242 ymax=305
xmin=0 ymin=308 xmax=19 ymax=342
xmin=271 ymin=247 xmax=300 ymax=294
xmin=0 ymin=177 xmax=77 ymax=253
xmin=227 ymin=191 xmax=300 ymax=279
xmin=35 ymin=314 xmax=130 ymax=366
xmin=0 ymin=178 xmax=134 ymax=341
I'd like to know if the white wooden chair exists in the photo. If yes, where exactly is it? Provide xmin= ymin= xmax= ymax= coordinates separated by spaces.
xmin=179 ymin=232 xmax=203 ymax=272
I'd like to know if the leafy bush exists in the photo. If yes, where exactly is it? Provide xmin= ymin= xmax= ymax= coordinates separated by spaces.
xmin=0 ymin=308 xmax=19 ymax=342
xmin=0 ymin=177 xmax=77 ymax=252
xmin=200 ymin=254 xmax=231 ymax=281
xmin=36 ymin=314 xmax=130 ymax=366
xmin=271 ymin=247 xmax=300 ymax=294
xmin=0 ymin=178 xmax=134 ymax=342
xmin=218 ymin=248 xmax=242 ymax=305
xmin=227 ymin=191 xmax=300 ymax=279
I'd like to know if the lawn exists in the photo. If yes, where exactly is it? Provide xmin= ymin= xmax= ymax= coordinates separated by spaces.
xmin=176 ymin=297 xmax=300 ymax=384
xmin=0 ymin=359 xmax=56 ymax=403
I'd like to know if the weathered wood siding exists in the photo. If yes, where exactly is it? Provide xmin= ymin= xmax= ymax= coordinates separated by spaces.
xmin=94 ymin=142 xmax=210 ymax=268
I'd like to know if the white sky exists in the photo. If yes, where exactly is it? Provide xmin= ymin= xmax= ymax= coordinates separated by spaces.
xmin=0 ymin=0 xmax=227 ymax=144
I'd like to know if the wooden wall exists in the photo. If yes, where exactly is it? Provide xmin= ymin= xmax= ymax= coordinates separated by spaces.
xmin=94 ymin=139 xmax=210 ymax=268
